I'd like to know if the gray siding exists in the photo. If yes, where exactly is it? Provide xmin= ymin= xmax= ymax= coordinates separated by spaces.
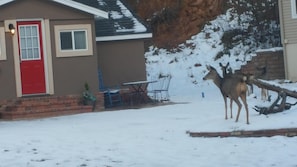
xmin=0 ymin=33 xmax=17 ymax=100
xmin=97 ymin=40 xmax=147 ymax=88
xmin=280 ymin=0 xmax=297 ymax=44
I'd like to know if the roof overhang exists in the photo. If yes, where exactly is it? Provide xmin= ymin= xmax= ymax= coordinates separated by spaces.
xmin=0 ymin=0 xmax=12 ymax=6
xmin=0 ymin=0 xmax=108 ymax=19
xmin=96 ymin=33 xmax=153 ymax=42
xmin=53 ymin=0 xmax=108 ymax=18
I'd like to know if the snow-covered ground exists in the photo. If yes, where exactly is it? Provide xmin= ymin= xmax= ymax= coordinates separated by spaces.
xmin=1 ymin=6 xmax=297 ymax=167
xmin=1 ymin=85 xmax=297 ymax=167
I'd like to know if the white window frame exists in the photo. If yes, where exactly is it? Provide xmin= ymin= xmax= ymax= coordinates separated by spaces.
xmin=54 ymin=24 xmax=93 ymax=57
xmin=59 ymin=30 xmax=88 ymax=51
xmin=0 ymin=27 xmax=7 ymax=60
xmin=291 ymin=0 xmax=297 ymax=19
xmin=18 ymin=24 xmax=42 ymax=61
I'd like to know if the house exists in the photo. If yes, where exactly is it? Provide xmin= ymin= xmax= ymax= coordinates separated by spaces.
xmin=0 ymin=0 xmax=152 ymax=119
xmin=278 ymin=0 xmax=297 ymax=81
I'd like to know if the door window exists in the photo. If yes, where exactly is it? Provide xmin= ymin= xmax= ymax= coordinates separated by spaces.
xmin=19 ymin=25 xmax=41 ymax=61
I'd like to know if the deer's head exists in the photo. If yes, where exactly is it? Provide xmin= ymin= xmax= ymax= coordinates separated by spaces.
xmin=203 ymin=65 xmax=218 ymax=81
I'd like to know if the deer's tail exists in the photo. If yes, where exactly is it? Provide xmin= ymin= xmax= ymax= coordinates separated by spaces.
xmin=238 ymin=75 xmax=248 ymax=84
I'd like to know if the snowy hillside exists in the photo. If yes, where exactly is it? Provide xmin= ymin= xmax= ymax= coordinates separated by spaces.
xmin=145 ymin=5 xmax=281 ymax=98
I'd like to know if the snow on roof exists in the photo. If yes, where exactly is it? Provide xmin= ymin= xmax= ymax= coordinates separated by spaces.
xmin=95 ymin=0 xmax=152 ymax=41
xmin=112 ymin=0 xmax=147 ymax=33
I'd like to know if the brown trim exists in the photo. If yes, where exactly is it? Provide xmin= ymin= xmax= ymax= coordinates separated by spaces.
xmin=0 ymin=27 xmax=6 ymax=60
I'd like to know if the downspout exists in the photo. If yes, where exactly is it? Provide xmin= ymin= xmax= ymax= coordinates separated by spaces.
xmin=278 ymin=0 xmax=289 ymax=79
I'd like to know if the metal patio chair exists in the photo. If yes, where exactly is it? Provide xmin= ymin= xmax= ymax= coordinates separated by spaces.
xmin=149 ymin=75 xmax=172 ymax=102
xmin=98 ymin=69 xmax=123 ymax=108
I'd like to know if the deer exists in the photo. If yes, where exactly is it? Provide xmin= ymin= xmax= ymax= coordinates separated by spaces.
xmin=219 ymin=62 xmax=232 ymax=77
xmin=203 ymin=65 xmax=250 ymax=124
xmin=220 ymin=62 xmax=254 ymax=95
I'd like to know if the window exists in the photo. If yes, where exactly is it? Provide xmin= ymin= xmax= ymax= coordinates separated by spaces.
xmin=0 ymin=27 xmax=7 ymax=60
xmin=291 ymin=0 xmax=297 ymax=19
xmin=19 ymin=25 xmax=41 ymax=61
xmin=54 ymin=24 xmax=93 ymax=57
xmin=60 ymin=30 xmax=87 ymax=51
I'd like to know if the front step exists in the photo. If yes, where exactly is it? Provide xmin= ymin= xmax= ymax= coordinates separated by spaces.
xmin=1 ymin=106 xmax=93 ymax=120
xmin=0 ymin=95 xmax=94 ymax=120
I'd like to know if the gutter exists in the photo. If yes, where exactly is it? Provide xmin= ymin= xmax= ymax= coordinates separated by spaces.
xmin=96 ymin=33 xmax=152 ymax=42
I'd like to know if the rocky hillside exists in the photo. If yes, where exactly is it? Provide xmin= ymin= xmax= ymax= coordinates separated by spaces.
xmin=126 ymin=0 xmax=223 ymax=48
xmin=126 ymin=0 xmax=280 ymax=50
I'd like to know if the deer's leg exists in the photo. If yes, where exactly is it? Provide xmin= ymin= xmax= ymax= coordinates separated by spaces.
xmin=223 ymin=96 xmax=228 ymax=120
xmin=230 ymin=99 xmax=233 ymax=118
xmin=234 ymin=98 xmax=242 ymax=122
xmin=250 ymin=84 xmax=254 ymax=95
xmin=245 ymin=83 xmax=252 ymax=96
xmin=240 ymin=94 xmax=249 ymax=124
xmin=261 ymin=88 xmax=267 ymax=101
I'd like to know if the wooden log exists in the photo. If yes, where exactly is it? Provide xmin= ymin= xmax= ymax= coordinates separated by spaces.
xmin=187 ymin=128 xmax=297 ymax=138
xmin=251 ymin=79 xmax=297 ymax=99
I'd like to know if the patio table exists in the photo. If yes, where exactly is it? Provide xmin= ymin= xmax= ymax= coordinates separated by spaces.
xmin=122 ymin=80 xmax=157 ymax=105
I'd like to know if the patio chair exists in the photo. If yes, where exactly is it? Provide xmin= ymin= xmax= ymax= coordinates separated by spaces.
xmin=98 ymin=69 xmax=123 ymax=108
xmin=149 ymin=75 xmax=172 ymax=102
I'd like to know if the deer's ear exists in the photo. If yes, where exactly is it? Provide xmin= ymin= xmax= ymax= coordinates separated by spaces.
xmin=226 ymin=62 xmax=230 ymax=66
xmin=219 ymin=63 xmax=223 ymax=67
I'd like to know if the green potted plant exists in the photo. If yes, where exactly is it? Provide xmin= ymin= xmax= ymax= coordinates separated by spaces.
xmin=82 ymin=82 xmax=96 ymax=110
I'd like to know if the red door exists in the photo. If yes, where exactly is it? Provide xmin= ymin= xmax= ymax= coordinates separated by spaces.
xmin=17 ymin=21 xmax=46 ymax=95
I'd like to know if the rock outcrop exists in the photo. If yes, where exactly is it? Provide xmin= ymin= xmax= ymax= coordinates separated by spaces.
xmin=126 ymin=0 xmax=223 ymax=48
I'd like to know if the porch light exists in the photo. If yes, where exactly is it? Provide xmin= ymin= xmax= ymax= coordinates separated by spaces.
xmin=8 ymin=23 xmax=15 ymax=35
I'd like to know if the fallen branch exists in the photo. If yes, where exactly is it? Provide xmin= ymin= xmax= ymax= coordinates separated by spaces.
xmin=252 ymin=79 xmax=297 ymax=99
xmin=251 ymin=79 xmax=297 ymax=114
